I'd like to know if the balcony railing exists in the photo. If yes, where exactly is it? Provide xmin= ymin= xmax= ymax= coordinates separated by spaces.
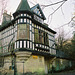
xmin=14 ymin=39 xmax=33 ymax=50
xmin=14 ymin=39 xmax=56 ymax=55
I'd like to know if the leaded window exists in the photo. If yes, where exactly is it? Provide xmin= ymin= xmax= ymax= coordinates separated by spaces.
xmin=34 ymin=26 xmax=49 ymax=45
xmin=44 ymin=32 xmax=49 ymax=46
xmin=39 ymin=30 xmax=44 ymax=44
xmin=17 ymin=24 xmax=30 ymax=40
xmin=34 ymin=28 xmax=39 ymax=43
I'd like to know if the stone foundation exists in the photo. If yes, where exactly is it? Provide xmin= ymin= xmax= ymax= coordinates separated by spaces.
xmin=0 ymin=51 xmax=56 ymax=75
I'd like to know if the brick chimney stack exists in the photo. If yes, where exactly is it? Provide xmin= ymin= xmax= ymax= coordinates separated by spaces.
xmin=2 ymin=10 xmax=11 ymax=25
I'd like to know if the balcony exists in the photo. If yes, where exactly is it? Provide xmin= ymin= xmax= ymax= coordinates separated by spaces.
xmin=14 ymin=39 xmax=33 ymax=50
xmin=14 ymin=39 xmax=56 ymax=56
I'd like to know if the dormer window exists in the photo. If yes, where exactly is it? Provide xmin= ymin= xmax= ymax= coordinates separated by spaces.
xmin=34 ymin=8 xmax=37 ymax=13
xmin=34 ymin=8 xmax=42 ymax=16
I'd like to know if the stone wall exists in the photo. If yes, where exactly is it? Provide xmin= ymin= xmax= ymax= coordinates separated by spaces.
xmin=0 ymin=56 xmax=14 ymax=75
xmin=16 ymin=54 xmax=45 ymax=75
xmin=0 ymin=52 xmax=56 ymax=75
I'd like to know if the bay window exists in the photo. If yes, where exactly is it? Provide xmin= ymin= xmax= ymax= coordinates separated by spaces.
xmin=44 ymin=32 xmax=49 ymax=46
xmin=34 ymin=26 xmax=49 ymax=46
xmin=17 ymin=24 xmax=30 ymax=40
xmin=34 ymin=28 xmax=39 ymax=43
xmin=39 ymin=30 xmax=44 ymax=44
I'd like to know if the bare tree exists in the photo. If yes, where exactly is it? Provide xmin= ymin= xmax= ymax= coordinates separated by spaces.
xmin=56 ymin=29 xmax=65 ymax=51
xmin=55 ymin=28 xmax=71 ymax=52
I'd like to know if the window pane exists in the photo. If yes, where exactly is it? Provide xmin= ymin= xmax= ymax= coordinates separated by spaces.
xmin=27 ymin=19 xmax=29 ymax=23
xmin=24 ymin=14 xmax=26 ymax=16
xmin=32 ymin=27 xmax=34 ymax=33
xmin=30 ymin=32 xmax=32 ymax=40
xmin=27 ymin=24 xmax=30 ymax=40
xmin=34 ymin=28 xmax=39 ymax=43
xmin=19 ymin=30 xmax=26 ymax=39
xmin=17 ymin=24 xmax=30 ymax=40
xmin=24 ymin=19 xmax=26 ymax=22
xmin=44 ymin=32 xmax=49 ymax=45
xmin=30 ymin=25 xmax=32 ymax=30
xmin=30 ymin=20 xmax=32 ymax=24
xmin=18 ymin=19 xmax=19 ymax=23
xmin=21 ymin=14 xmax=23 ymax=16
xmin=39 ymin=30 xmax=44 ymax=44
xmin=20 ymin=19 xmax=23 ymax=23
xmin=30 ymin=42 xmax=32 ymax=49
xmin=19 ymin=24 xmax=26 ymax=30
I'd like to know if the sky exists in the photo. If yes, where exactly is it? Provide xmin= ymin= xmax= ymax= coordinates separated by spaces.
xmin=0 ymin=0 xmax=75 ymax=39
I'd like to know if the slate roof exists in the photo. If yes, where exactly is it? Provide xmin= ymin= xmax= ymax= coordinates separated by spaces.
xmin=16 ymin=0 xmax=31 ymax=12
xmin=0 ymin=0 xmax=56 ymax=34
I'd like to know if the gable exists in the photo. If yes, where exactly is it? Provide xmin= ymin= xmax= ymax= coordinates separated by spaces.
xmin=31 ymin=4 xmax=46 ymax=20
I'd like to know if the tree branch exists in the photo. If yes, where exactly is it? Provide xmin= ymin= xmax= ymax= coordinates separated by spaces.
xmin=55 ymin=16 xmax=75 ymax=29
xmin=61 ymin=6 xmax=65 ymax=17
xmin=47 ymin=1 xmax=66 ymax=24
xmin=41 ymin=0 xmax=64 ymax=7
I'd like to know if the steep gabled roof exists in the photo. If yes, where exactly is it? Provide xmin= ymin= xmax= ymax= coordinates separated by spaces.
xmin=31 ymin=4 xmax=46 ymax=20
xmin=16 ymin=0 xmax=31 ymax=12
